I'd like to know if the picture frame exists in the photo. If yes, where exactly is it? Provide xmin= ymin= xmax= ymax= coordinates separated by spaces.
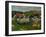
xmin=5 ymin=1 xmax=45 ymax=36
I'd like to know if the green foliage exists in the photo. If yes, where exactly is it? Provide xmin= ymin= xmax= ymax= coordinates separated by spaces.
xmin=24 ymin=12 xmax=32 ymax=16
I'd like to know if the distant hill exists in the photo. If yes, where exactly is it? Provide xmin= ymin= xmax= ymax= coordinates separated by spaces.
xmin=12 ymin=10 xmax=41 ymax=17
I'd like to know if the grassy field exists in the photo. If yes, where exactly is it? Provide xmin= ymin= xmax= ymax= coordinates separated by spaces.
xmin=12 ymin=24 xmax=41 ymax=31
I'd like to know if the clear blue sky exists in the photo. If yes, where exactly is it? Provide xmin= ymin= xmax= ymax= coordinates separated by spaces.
xmin=12 ymin=5 xmax=41 ymax=12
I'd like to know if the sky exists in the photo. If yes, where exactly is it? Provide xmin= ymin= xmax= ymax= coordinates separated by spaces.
xmin=12 ymin=6 xmax=41 ymax=12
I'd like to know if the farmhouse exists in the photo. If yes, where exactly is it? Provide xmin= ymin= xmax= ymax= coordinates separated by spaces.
xmin=16 ymin=13 xmax=24 ymax=17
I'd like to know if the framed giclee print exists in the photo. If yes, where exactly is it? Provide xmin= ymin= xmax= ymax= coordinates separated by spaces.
xmin=5 ymin=1 xmax=45 ymax=36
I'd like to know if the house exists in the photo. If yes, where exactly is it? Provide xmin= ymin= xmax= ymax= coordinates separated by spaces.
xmin=16 ymin=13 xmax=24 ymax=18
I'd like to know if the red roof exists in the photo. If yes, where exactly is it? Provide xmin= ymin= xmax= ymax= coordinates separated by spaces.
xmin=16 ymin=13 xmax=24 ymax=17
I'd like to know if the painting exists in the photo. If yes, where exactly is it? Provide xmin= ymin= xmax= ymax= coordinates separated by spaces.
xmin=5 ymin=1 xmax=45 ymax=36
